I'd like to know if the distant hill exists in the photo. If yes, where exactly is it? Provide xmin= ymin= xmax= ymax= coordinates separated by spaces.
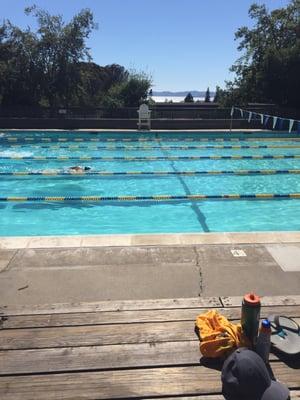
xmin=152 ymin=90 xmax=215 ymax=97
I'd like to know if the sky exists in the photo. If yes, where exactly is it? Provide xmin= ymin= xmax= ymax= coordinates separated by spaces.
xmin=1 ymin=0 xmax=291 ymax=92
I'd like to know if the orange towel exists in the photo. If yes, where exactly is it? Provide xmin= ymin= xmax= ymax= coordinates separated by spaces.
xmin=195 ymin=310 xmax=251 ymax=358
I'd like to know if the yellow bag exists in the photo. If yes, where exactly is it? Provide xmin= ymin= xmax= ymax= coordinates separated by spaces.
xmin=195 ymin=310 xmax=250 ymax=358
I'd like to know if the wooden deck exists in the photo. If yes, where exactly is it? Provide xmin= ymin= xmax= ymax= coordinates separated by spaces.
xmin=0 ymin=295 xmax=300 ymax=399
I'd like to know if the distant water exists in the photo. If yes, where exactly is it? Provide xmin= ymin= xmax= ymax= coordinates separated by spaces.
xmin=152 ymin=96 xmax=205 ymax=103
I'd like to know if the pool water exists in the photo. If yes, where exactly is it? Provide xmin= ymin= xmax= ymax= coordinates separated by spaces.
xmin=1 ymin=130 xmax=300 ymax=236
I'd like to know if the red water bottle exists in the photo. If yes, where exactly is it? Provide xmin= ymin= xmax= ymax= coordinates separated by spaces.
xmin=241 ymin=293 xmax=261 ymax=347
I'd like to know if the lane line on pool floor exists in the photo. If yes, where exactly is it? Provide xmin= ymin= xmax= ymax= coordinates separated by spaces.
xmin=2 ymin=193 xmax=300 ymax=202
xmin=2 ymin=154 xmax=300 ymax=161
xmin=158 ymin=142 xmax=210 ymax=232
xmin=2 ymin=169 xmax=300 ymax=176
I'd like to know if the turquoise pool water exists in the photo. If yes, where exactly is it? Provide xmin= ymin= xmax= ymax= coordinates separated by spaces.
xmin=1 ymin=130 xmax=300 ymax=236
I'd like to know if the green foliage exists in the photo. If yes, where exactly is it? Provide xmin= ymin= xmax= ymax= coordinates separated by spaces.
xmin=213 ymin=86 xmax=229 ymax=106
xmin=0 ymin=6 xmax=96 ymax=106
xmin=119 ymin=73 xmax=151 ymax=106
xmin=101 ymin=72 xmax=151 ymax=108
xmin=0 ymin=20 xmax=42 ymax=105
xmin=204 ymin=87 xmax=211 ymax=102
xmin=147 ymin=97 xmax=156 ymax=105
xmin=213 ymin=86 xmax=221 ymax=103
xmin=224 ymin=0 xmax=300 ymax=107
xmin=0 ymin=7 xmax=151 ymax=108
xmin=184 ymin=92 xmax=194 ymax=102
xmin=77 ymin=63 xmax=129 ymax=106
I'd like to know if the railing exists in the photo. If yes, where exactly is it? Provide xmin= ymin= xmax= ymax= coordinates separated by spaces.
xmin=0 ymin=106 xmax=234 ymax=119
xmin=0 ymin=105 xmax=298 ymax=120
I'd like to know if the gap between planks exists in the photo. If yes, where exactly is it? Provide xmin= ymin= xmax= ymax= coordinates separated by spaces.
xmin=0 ymin=297 xmax=221 ymax=316
xmin=1 ymin=304 xmax=300 ymax=329
xmin=1 ymin=295 xmax=300 ymax=317
xmin=1 ymin=318 xmax=300 ymax=351
xmin=221 ymin=295 xmax=300 ymax=307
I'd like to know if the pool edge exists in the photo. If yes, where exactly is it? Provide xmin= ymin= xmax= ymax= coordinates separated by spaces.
xmin=1 ymin=231 xmax=300 ymax=249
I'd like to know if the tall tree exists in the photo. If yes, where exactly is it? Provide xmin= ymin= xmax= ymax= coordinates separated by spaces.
xmin=0 ymin=21 xmax=43 ymax=105
xmin=0 ymin=6 xmax=152 ymax=108
xmin=213 ymin=86 xmax=222 ymax=103
xmin=0 ymin=6 xmax=96 ymax=107
xmin=204 ymin=87 xmax=211 ymax=102
xmin=184 ymin=92 xmax=194 ymax=103
xmin=103 ymin=72 xmax=151 ymax=108
xmin=25 ymin=6 xmax=96 ymax=107
xmin=225 ymin=0 xmax=300 ymax=107
xmin=77 ymin=63 xmax=129 ymax=106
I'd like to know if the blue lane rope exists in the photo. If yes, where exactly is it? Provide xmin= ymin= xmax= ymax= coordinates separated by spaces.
xmin=1 ymin=136 xmax=300 ymax=143
xmin=1 ymin=154 xmax=300 ymax=161
xmin=1 ymin=193 xmax=300 ymax=202
xmin=2 ymin=169 xmax=300 ymax=176
xmin=5 ymin=144 xmax=300 ymax=150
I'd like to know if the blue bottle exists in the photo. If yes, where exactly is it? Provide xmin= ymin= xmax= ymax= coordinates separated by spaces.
xmin=255 ymin=319 xmax=271 ymax=363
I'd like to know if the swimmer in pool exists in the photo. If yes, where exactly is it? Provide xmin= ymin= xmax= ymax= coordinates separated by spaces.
xmin=33 ymin=168 xmax=58 ymax=174
xmin=68 ymin=166 xmax=91 ymax=174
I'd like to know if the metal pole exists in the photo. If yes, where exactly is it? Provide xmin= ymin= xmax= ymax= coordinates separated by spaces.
xmin=229 ymin=113 xmax=233 ymax=132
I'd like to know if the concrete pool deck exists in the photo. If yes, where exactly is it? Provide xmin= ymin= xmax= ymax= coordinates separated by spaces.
xmin=0 ymin=232 xmax=300 ymax=307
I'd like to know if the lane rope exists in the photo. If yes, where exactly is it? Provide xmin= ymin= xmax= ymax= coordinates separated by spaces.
xmin=2 ymin=169 xmax=300 ymax=176
xmin=1 ymin=193 xmax=300 ymax=202
xmin=1 ymin=154 xmax=300 ymax=161
xmin=5 ymin=144 xmax=300 ymax=150
xmin=1 ymin=136 xmax=300 ymax=143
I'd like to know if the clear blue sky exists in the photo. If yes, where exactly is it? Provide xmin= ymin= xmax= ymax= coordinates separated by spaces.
xmin=1 ymin=0 xmax=291 ymax=91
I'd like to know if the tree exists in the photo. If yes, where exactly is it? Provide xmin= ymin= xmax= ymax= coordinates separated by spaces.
xmin=213 ymin=86 xmax=221 ymax=103
xmin=0 ymin=6 xmax=97 ymax=107
xmin=184 ymin=92 xmax=194 ymax=103
xmin=204 ymin=87 xmax=211 ymax=102
xmin=26 ymin=6 xmax=96 ymax=107
xmin=0 ymin=6 xmax=152 ymax=108
xmin=119 ymin=73 xmax=151 ymax=106
xmin=0 ymin=21 xmax=43 ymax=105
xmin=102 ymin=72 xmax=152 ymax=108
xmin=224 ymin=0 xmax=300 ymax=107
xmin=77 ymin=63 xmax=128 ymax=106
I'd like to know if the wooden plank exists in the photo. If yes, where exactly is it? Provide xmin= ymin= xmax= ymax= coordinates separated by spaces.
xmin=149 ymin=397 xmax=225 ymax=400
xmin=2 ymin=304 xmax=300 ymax=329
xmin=1 ymin=318 xmax=300 ymax=351
xmin=0 ymin=320 xmax=195 ymax=350
xmin=0 ymin=341 xmax=201 ymax=375
xmin=221 ymin=295 xmax=300 ymax=307
xmin=291 ymin=391 xmax=300 ymax=400
xmin=0 ymin=340 xmax=291 ymax=376
xmin=1 ymin=295 xmax=298 ymax=317
xmin=152 ymin=392 xmax=300 ymax=400
xmin=0 ymin=364 xmax=298 ymax=400
xmin=0 ymin=297 xmax=221 ymax=316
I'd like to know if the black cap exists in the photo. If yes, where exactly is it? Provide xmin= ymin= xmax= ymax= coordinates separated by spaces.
xmin=221 ymin=348 xmax=289 ymax=400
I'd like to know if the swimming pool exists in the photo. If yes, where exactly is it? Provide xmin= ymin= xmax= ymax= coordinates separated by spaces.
xmin=1 ymin=130 xmax=300 ymax=236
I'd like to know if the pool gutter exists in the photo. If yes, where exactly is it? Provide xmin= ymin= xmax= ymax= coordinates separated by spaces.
xmin=1 ymin=231 xmax=300 ymax=249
